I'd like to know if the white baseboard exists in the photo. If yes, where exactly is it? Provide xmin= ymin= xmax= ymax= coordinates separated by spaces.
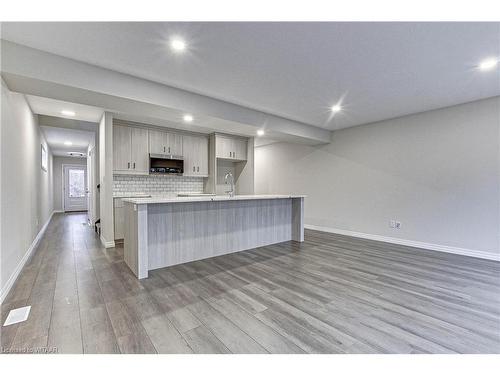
xmin=100 ymin=235 xmax=115 ymax=248
xmin=0 ymin=211 xmax=56 ymax=304
xmin=305 ymin=224 xmax=500 ymax=262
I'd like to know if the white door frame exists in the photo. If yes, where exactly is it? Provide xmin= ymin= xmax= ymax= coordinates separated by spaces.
xmin=87 ymin=148 xmax=94 ymax=225
xmin=62 ymin=163 xmax=88 ymax=212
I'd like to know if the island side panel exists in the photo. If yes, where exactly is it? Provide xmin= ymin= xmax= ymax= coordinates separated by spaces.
xmin=124 ymin=202 xmax=149 ymax=279
xmin=291 ymin=197 xmax=305 ymax=242
xmin=147 ymin=198 xmax=293 ymax=270
xmin=123 ymin=202 xmax=137 ymax=275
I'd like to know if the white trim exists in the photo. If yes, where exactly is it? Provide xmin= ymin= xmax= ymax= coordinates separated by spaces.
xmin=0 ymin=211 xmax=56 ymax=304
xmin=305 ymin=224 xmax=500 ymax=262
xmin=100 ymin=235 xmax=115 ymax=248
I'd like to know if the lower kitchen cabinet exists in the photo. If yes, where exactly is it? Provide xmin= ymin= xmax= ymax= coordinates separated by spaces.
xmin=114 ymin=198 xmax=125 ymax=240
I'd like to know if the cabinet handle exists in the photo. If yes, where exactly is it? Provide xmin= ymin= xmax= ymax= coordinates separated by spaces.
xmin=193 ymin=166 xmax=195 ymax=172
xmin=168 ymin=147 xmax=170 ymax=153
xmin=197 ymin=166 xmax=199 ymax=172
xmin=163 ymin=146 xmax=165 ymax=153
xmin=133 ymin=162 xmax=136 ymax=169
xmin=127 ymin=162 xmax=130 ymax=169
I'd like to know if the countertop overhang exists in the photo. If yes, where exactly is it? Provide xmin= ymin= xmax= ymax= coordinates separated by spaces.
xmin=122 ymin=194 xmax=306 ymax=205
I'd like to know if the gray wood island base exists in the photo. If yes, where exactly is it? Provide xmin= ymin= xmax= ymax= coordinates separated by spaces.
xmin=123 ymin=195 xmax=305 ymax=278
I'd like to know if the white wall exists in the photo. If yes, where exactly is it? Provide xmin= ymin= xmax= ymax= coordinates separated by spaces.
xmin=255 ymin=97 xmax=500 ymax=258
xmin=98 ymin=112 xmax=114 ymax=247
xmin=87 ymin=137 xmax=99 ymax=226
xmin=52 ymin=156 xmax=87 ymax=211
xmin=1 ymin=79 xmax=54 ymax=300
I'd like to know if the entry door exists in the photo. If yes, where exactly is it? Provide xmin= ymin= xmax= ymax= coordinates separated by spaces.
xmin=64 ymin=165 xmax=87 ymax=212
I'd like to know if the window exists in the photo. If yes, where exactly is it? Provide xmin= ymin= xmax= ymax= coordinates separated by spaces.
xmin=69 ymin=169 xmax=85 ymax=197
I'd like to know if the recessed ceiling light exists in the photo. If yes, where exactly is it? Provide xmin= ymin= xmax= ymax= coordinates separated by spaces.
xmin=479 ymin=58 xmax=498 ymax=71
xmin=183 ymin=114 xmax=193 ymax=123
xmin=64 ymin=141 xmax=73 ymax=146
xmin=257 ymin=129 xmax=265 ymax=136
xmin=331 ymin=104 xmax=342 ymax=113
xmin=61 ymin=110 xmax=75 ymax=117
xmin=68 ymin=152 xmax=85 ymax=157
xmin=170 ymin=38 xmax=186 ymax=52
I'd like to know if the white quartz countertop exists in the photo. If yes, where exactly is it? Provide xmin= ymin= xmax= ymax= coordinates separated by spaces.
xmin=122 ymin=194 xmax=306 ymax=204
xmin=113 ymin=193 xmax=152 ymax=198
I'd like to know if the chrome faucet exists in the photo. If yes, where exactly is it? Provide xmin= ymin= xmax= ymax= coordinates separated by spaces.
xmin=224 ymin=172 xmax=235 ymax=197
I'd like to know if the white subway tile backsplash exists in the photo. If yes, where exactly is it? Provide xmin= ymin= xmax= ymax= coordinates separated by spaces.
xmin=113 ymin=174 xmax=204 ymax=195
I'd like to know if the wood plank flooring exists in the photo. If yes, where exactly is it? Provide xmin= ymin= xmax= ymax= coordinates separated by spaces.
xmin=1 ymin=212 xmax=499 ymax=353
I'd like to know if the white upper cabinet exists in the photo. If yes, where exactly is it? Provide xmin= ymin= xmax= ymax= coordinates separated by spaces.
xmin=183 ymin=135 xmax=208 ymax=176
xmin=114 ymin=124 xmax=252 ymax=179
xmin=130 ymin=127 xmax=149 ymax=173
xmin=149 ymin=129 xmax=183 ymax=156
xmin=215 ymin=135 xmax=247 ymax=161
xmin=215 ymin=135 xmax=231 ymax=159
xmin=113 ymin=124 xmax=149 ymax=175
xmin=232 ymin=138 xmax=247 ymax=160
xmin=149 ymin=130 xmax=169 ymax=155
xmin=197 ymin=137 xmax=209 ymax=175
xmin=167 ymin=132 xmax=183 ymax=156
xmin=113 ymin=125 xmax=132 ymax=171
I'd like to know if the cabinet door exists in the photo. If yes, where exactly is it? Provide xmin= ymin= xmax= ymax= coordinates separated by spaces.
xmin=183 ymin=135 xmax=209 ymax=176
xmin=114 ymin=199 xmax=124 ymax=240
xmin=182 ymin=135 xmax=196 ymax=176
xmin=113 ymin=125 xmax=131 ymax=171
xmin=233 ymin=138 xmax=247 ymax=161
xmin=216 ymin=136 xmax=233 ymax=159
xmin=149 ymin=129 xmax=168 ymax=155
xmin=215 ymin=135 xmax=246 ymax=160
xmin=166 ymin=132 xmax=183 ymax=156
xmin=197 ymin=137 xmax=209 ymax=175
xmin=131 ymin=127 xmax=149 ymax=173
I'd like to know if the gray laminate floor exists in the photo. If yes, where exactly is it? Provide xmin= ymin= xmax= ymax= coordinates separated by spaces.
xmin=1 ymin=212 xmax=499 ymax=353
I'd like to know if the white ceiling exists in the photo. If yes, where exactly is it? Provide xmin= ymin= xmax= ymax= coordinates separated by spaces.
xmin=41 ymin=125 xmax=94 ymax=156
xmin=3 ymin=22 xmax=500 ymax=130
xmin=26 ymin=95 xmax=104 ymax=122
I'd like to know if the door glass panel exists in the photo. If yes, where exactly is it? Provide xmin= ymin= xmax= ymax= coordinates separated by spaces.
xmin=69 ymin=169 xmax=85 ymax=197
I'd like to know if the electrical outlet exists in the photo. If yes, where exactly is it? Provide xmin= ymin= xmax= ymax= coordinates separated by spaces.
xmin=389 ymin=220 xmax=401 ymax=229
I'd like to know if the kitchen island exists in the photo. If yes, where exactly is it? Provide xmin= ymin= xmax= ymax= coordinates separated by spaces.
xmin=122 ymin=195 xmax=305 ymax=278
